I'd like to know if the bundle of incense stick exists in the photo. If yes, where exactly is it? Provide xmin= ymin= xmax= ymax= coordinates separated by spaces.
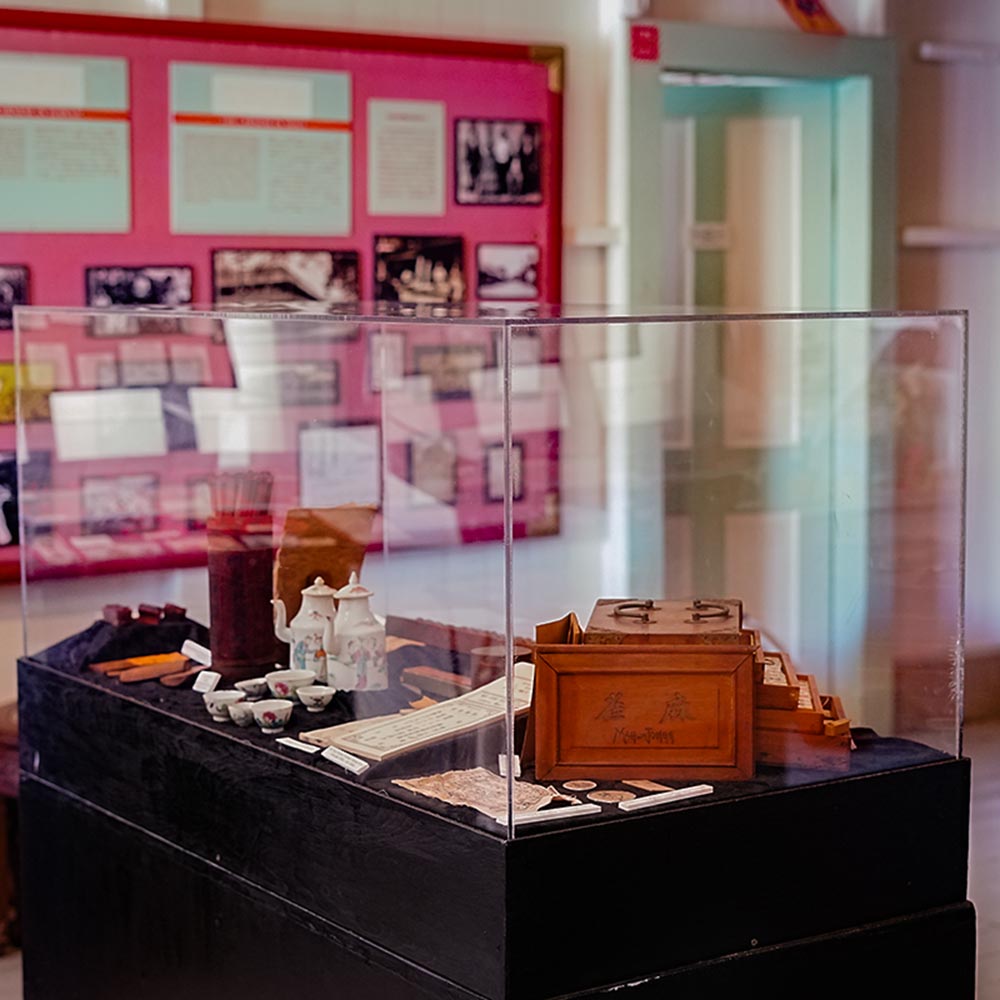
xmin=208 ymin=471 xmax=274 ymax=518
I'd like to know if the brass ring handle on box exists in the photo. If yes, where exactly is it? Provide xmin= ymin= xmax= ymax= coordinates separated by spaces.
xmin=686 ymin=599 xmax=731 ymax=623
xmin=613 ymin=600 xmax=657 ymax=623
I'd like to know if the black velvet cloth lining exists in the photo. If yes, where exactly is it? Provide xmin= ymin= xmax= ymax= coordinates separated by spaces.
xmin=25 ymin=618 xmax=953 ymax=836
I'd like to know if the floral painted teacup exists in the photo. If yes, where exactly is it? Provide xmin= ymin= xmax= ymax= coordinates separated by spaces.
xmin=228 ymin=700 xmax=256 ymax=728
xmin=203 ymin=690 xmax=246 ymax=723
xmin=235 ymin=677 xmax=269 ymax=701
xmin=297 ymin=685 xmax=336 ymax=713
xmin=251 ymin=699 xmax=294 ymax=734
xmin=265 ymin=669 xmax=316 ymax=702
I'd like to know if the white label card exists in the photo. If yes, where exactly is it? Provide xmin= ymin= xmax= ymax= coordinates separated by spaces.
xmin=277 ymin=737 xmax=322 ymax=755
xmin=495 ymin=803 xmax=602 ymax=827
xmin=181 ymin=640 xmax=212 ymax=666
xmin=192 ymin=670 xmax=221 ymax=694
xmin=617 ymin=784 xmax=714 ymax=812
xmin=321 ymin=745 xmax=370 ymax=775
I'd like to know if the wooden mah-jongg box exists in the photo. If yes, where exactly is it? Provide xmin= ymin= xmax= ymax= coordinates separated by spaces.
xmin=531 ymin=601 xmax=759 ymax=782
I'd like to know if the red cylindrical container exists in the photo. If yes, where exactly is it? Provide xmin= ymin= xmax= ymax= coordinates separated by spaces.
xmin=207 ymin=514 xmax=282 ymax=679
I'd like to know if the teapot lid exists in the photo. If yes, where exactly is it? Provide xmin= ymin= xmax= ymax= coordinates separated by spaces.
xmin=334 ymin=571 xmax=373 ymax=600
xmin=302 ymin=576 xmax=337 ymax=598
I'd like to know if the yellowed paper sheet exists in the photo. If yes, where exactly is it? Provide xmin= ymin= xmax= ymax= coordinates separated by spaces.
xmin=392 ymin=768 xmax=569 ymax=820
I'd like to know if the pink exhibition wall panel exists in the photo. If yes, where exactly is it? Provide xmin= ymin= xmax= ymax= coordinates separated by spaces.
xmin=0 ymin=9 xmax=564 ymax=581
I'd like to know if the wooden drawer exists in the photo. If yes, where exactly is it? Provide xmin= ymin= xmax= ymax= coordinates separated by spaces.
xmin=756 ymin=682 xmax=852 ymax=772
xmin=756 ymin=650 xmax=801 ymax=711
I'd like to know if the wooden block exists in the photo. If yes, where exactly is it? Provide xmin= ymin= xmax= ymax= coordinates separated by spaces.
xmin=89 ymin=653 xmax=186 ymax=676
xmin=137 ymin=604 xmax=163 ymax=625
xmin=162 ymin=603 xmax=187 ymax=622
xmin=159 ymin=667 xmax=202 ymax=688
xmin=118 ymin=655 xmax=191 ymax=683
xmin=385 ymin=636 xmax=425 ymax=654
xmin=822 ymin=695 xmax=852 ymax=736
xmin=102 ymin=605 xmax=132 ymax=626
xmin=387 ymin=614 xmax=532 ymax=656
xmin=469 ymin=644 xmax=532 ymax=686
xmin=622 ymin=779 xmax=674 ymax=793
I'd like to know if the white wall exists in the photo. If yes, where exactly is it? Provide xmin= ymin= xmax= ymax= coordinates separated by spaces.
xmin=647 ymin=0 xmax=885 ymax=34
xmin=887 ymin=0 xmax=1000 ymax=650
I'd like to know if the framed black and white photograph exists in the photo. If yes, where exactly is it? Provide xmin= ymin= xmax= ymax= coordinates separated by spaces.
xmin=406 ymin=434 xmax=458 ymax=507
xmin=278 ymin=360 xmax=340 ymax=407
xmin=81 ymin=473 xmax=159 ymax=536
xmin=0 ymin=451 xmax=50 ymax=546
xmin=85 ymin=266 xmax=193 ymax=308
xmin=412 ymin=343 xmax=490 ymax=400
xmin=169 ymin=357 xmax=208 ymax=387
xmin=374 ymin=236 xmax=466 ymax=304
xmin=76 ymin=353 xmax=121 ymax=390
xmin=212 ymin=249 xmax=359 ymax=307
xmin=367 ymin=329 xmax=406 ymax=393
xmin=299 ymin=422 xmax=381 ymax=509
xmin=455 ymin=119 xmax=543 ymax=205
xmin=0 ymin=265 xmax=29 ymax=332
xmin=476 ymin=243 xmax=540 ymax=300
xmin=484 ymin=441 xmax=525 ymax=503
xmin=119 ymin=340 xmax=170 ymax=387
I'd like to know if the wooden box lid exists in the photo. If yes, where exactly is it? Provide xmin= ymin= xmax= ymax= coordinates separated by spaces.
xmin=584 ymin=598 xmax=746 ymax=645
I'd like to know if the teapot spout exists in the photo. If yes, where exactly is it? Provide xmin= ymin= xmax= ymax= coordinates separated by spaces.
xmin=272 ymin=598 xmax=292 ymax=643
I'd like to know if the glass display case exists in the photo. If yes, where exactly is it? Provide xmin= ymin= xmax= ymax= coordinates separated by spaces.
xmin=13 ymin=303 xmax=972 ymax=998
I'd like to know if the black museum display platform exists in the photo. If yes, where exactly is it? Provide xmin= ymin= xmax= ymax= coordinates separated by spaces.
xmin=17 ymin=616 xmax=977 ymax=999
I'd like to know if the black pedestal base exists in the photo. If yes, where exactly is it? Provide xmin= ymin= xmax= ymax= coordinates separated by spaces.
xmin=18 ymin=642 xmax=977 ymax=999
xmin=22 ymin=779 xmax=977 ymax=1000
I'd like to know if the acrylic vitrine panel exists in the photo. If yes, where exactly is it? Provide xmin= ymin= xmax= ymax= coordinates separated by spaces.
xmin=507 ymin=310 xmax=966 ymax=831
xmin=14 ymin=305 xmax=966 ymax=837
xmin=14 ymin=305 xmax=525 ymax=835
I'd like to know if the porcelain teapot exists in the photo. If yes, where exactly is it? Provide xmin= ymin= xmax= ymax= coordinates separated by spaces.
xmin=322 ymin=572 xmax=387 ymax=692
xmin=273 ymin=576 xmax=336 ymax=677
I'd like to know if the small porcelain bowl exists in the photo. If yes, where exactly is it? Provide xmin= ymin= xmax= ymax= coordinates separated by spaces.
xmin=203 ymin=690 xmax=245 ymax=723
xmin=235 ymin=677 xmax=269 ymax=701
xmin=251 ymin=699 xmax=294 ymax=735
xmin=265 ymin=669 xmax=316 ymax=702
xmin=297 ymin=685 xmax=336 ymax=713
xmin=227 ymin=700 xmax=256 ymax=728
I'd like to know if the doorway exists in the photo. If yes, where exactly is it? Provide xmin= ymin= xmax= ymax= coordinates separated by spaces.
xmin=615 ymin=20 xmax=898 ymax=717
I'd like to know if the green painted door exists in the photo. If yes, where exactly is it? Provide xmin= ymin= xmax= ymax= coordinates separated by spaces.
xmin=662 ymin=81 xmax=841 ymax=684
